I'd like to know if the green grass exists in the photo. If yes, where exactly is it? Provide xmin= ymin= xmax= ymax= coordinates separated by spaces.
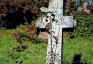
xmin=0 ymin=33 xmax=47 ymax=64
xmin=0 ymin=28 xmax=93 ymax=64
xmin=63 ymin=37 xmax=93 ymax=64
xmin=10 ymin=43 xmax=47 ymax=64
xmin=0 ymin=35 xmax=19 ymax=64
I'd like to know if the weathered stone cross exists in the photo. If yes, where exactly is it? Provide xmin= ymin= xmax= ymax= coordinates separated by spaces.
xmin=41 ymin=0 xmax=77 ymax=64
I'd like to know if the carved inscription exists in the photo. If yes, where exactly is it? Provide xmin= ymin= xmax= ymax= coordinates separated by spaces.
xmin=55 ymin=16 xmax=74 ymax=28
xmin=46 ymin=0 xmax=77 ymax=64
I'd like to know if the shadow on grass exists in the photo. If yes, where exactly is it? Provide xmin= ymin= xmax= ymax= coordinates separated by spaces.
xmin=72 ymin=54 xmax=87 ymax=64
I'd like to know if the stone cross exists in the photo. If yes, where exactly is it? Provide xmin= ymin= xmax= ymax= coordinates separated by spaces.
xmin=40 ymin=0 xmax=77 ymax=64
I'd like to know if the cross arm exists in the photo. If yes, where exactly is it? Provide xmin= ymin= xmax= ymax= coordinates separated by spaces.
xmin=55 ymin=16 xmax=77 ymax=28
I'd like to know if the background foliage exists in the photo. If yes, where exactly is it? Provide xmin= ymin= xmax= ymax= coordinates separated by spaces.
xmin=73 ymin=14 xmax=93 ymax=37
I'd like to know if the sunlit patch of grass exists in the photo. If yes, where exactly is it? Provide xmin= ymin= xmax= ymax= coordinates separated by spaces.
xmin=0 ymin=34 xmax=47 ymax=64
xmin=63 ymin=37 xmax=93 ymax=64
xmin=9 ymin=42 xmax=47 ymax=64
xmin=0 ymin=35 xmax=19 ymax=64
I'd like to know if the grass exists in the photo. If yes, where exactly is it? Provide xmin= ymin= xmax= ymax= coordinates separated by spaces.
xmin=63 ymin=37 xmax=93 ymax=64
xmin=0 ymin=27 xmax=93 ymax=64
xmin=0 ymin=33 xmax=47 ymax=64
xmin=0 ymin=35 xmax=19 ymax=64
xmin=11 ymin=42 xmax=47 ymax=64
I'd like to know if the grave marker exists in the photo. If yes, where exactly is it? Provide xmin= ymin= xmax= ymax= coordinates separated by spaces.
xmin=40 ymin=0 xmax=77 ymax=64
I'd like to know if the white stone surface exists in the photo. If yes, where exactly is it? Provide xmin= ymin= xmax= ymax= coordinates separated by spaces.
xmin=36 ymin=16 xmax=50 ymax=28
xmin=40 ymin=7 xmax=48 ymax=12
xmin=45 ymin=0 xmax=77 ymax=64
xmin=83 ymin=2 xmax=91 ymax=14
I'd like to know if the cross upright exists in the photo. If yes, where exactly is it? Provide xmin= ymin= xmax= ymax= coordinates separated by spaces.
xmin=41 ymin=0 xmax=77 ymax=64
